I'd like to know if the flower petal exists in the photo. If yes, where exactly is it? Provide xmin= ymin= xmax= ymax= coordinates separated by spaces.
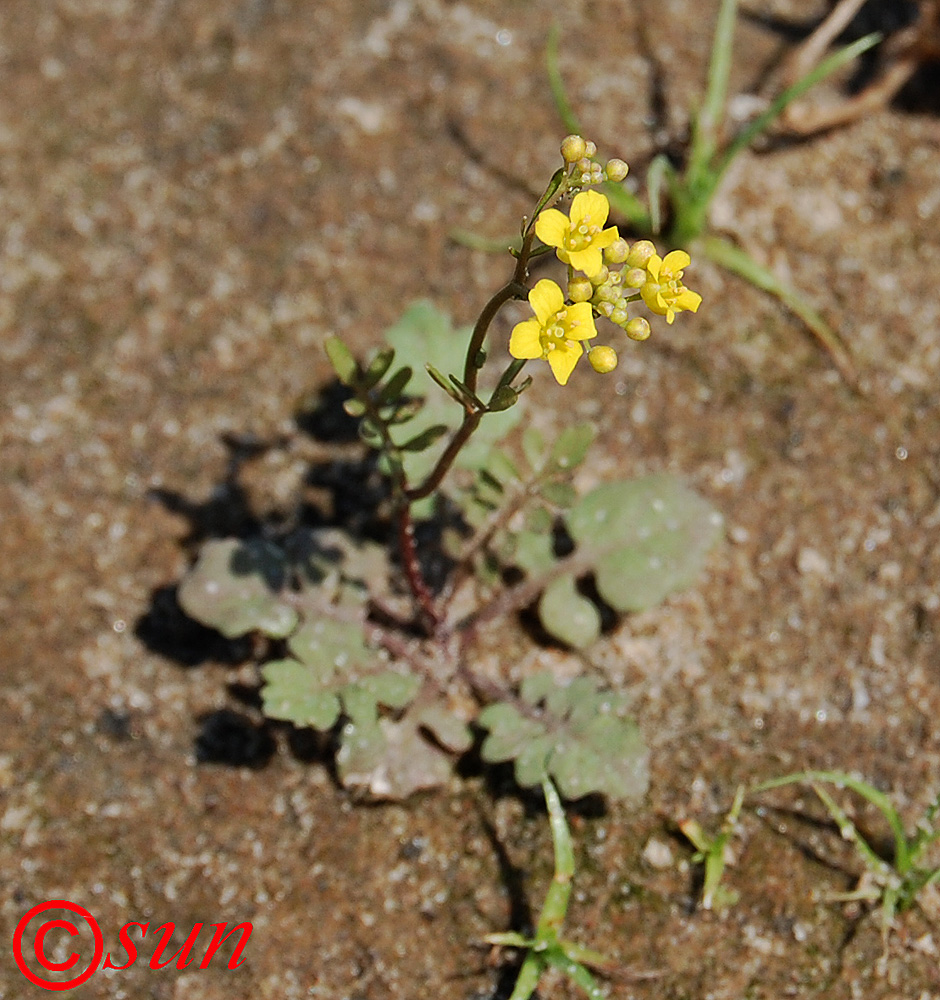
xmin=570 ymin=189 xmax=610 ymax=228
xmin=675 ymin=288 xmax=702 ymax=313
xmin=662 ymin=250 xmax=691 ymax=272
xmin=563 ymin=302 xmax=598 ymax=341
xmin=509 ymin=319 xmax=544 ymax=359
xmin=566 ymin=246 xmax=605 ymax=278
xmin=528 ymin=279 xmax=565 ymax=323
xmin=593 ymin=226 xmax=620 ymax=250
xmin=547 ymin=342 xmax=583 ymax=385
xmin=641 ymin=283 xmax=666 ymax=314
xmin=534 ymin=209 xmax=570 ymax=249
xmin=645 ymin=254 xmax=663 ymax=282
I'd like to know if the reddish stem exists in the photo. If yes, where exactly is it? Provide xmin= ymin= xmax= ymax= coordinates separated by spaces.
xmin=396 ymin=502 xmax=439 ymax=634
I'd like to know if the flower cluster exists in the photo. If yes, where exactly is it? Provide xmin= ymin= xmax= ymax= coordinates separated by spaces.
xmin=510 ymin=136 xmax=702 ymax=385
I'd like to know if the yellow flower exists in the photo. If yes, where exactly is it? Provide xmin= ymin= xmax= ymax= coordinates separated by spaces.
xmin=509 ymin=279 xmax=597 ymax=385
xmin=640 ymin=250 xmax=702 ymax=324
xmin=535 ymin=190 xmax=619 ymax=278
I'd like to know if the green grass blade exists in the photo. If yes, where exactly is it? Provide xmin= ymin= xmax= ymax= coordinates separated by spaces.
xmin=713 ymin=32 xmax=881 ymax=183
xmin=538 ymin=777 xmax=574 ymax=937
xmin=546 ymin=21 xmax=582 ymax=136
xmin=646 ymin=154 xmax=671 ymax=235
xmin=753 ymin=770 xmax=910 ymax=873
xmin=700 ymin=234 xmax=857 ymax=384
xmin=549 ymin=949 xmax=606 ymax=1000
xmin=506 ymin=951 xmax=545 ymax=1000
xmin=687 ymin=0 xmax=738 ymax=182
xmin=811 ymin=782 xmax=889 ymax=877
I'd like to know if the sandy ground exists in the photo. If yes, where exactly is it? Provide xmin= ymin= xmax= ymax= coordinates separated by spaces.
xmin=2 ymin=1 xmax=940 ymax=997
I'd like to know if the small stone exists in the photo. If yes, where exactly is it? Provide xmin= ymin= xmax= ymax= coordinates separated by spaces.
xmin=797 ymin=547 xmax=829 ymax=576
xmin=641 ymin=836 xmax=674 ymax=869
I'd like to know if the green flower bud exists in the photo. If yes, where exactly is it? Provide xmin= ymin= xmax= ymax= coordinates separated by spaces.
xmin=604 ymin=238 xmax=630 ymax=264
xmin=568 ymin=276 xmax=593 ymax=302
xmin=610 ymin=306 xmax=629 ymax=325
xmin=625 ymin=317 xmax=651 ymax=341
xmin=626 ymin=240 xmax=656 ymax=269
xmin=588 ymin=265 xmax=609 ymax=286
xmin=605 ymin=158 xmax=629 ymax=182
xmin=561 ymin=134 xmax=587 ymax=163
xmin=589 ymin=345 xmax=618 ymax=373
xmin=624 ymin=267 xmax=647 ymax=288
xmin=584 ymin=140 xmax=597 ymax=158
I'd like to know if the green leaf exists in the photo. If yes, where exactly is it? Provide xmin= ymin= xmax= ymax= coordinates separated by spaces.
xmin=377 ymin=365 xmax=413 ymax=405
xmin=538 ymin=575 xmax=601 ymax=649
xmin=177 ymin=538 xmax=297 ymax=639
xmin=361 ymin=347 xmax=395 ymax=389
xmin=415 ymin=703 xmax=474 ymax=753
xmin=546 ymin=423 xmax=595 ymax=474
xmin=325 ymin=336 xmax=359 ymax=386
xmin=288 ymin=617 xmax=375 ymax=674
xmin=487 ymin=385 xmax=518 ymax=411
xmin=486 ymin=448 xmax=521 ymax=485
xmin=359 ymin=671 xmax=422 ymax=709
xmin=522 ymin=427 xmax=545 ymax=472
xmin=337 ymin=701 xmax=463 ymax=799
xmin=540 ymin=481 xmax=577 ymax=509
xmin=261 ymin=659 xmax=342 ymax=729
xmin=399 ymin=424 xmax=450 ymax=452
xmin=512 ymin=529 xmax=555 ymax=576
xmin=283 ymin=526 xmax=390 ymax=598
xmin=479 ymin=673 xmax=649 ymax=803
xmin=564 ymin=474 xmax=723 ymax=612
xmin=358 ymin=418 xmax=383 ymax=447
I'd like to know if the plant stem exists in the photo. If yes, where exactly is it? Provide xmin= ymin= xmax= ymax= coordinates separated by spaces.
xmin=405 ymin=228 xmax=537 ymax=503
xmin=395 ymin=501 xmax=440 ymax=633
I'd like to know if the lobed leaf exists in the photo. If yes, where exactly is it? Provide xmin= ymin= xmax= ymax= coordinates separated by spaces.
xmin=564 ymin=474 xmax=723 ymax=613
xmin=478 ymin=672 xmax=649 ymax=804
xmin=538 ymin=575 xmax=601 ymax=650
xmin=177 ymin=538 xmax=297 ymax=639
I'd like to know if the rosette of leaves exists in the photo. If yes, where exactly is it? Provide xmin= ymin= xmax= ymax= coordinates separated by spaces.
xmin=478 ymin=671 xmax=649 ymax=803
xmin=261 ymin=620 xmax=472 ymax=798
xmin=176 ymin=532 xmax=473 ymax=798
xmin=326 ymin=301 xmax=522 ymax=516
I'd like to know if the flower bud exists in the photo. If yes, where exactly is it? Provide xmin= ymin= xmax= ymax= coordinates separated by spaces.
xmin=605 ymin=158 xmax=629 ymax=182
xmin=610 ymin=306 xmax=629 ymax=325
xmin=625 ymin=317 xmax=651 ymax=341
xmin=584 ymin=140 xmax=597 ymax=158
xmin=568 ymin=276 xmax=593 ymax=302
xmin=626 ymin=240 xmax=656 ymax=269
xmin=604 ymin=238 xmax=630 ymax=264
xmin=589 ymin=345 xmax=618 ymax=373
xmin=624 ymin=267 xmax=647 ymax=288
xmin=561 ymin=134 xmax=587 ymax=163
xmin=588 ymin=265 xmax=609 ymax=286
